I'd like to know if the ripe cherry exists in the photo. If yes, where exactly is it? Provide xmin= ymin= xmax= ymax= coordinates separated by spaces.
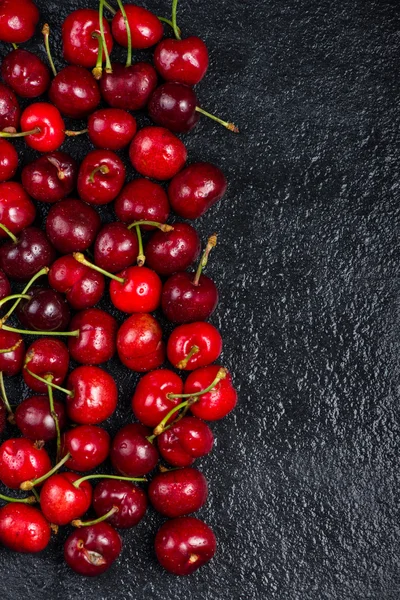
xmin=65 ymin=366 xmax=118 ymax=425
xmin=0 ymin=438 xmax=51 ymax=489
xmin=0 ymin=503 xmax=51 ymax=553
xmin=62 ymin=9 xmax=113 ymax=68
xmin=23 ymin=338 xmax=69 ymax=393
xmin=16 ymin=288 xmax=71 ymax=332
xmin=185 ymin=365 xmax=237 ymax=420
xmin=64 ymin=522 xmax=122 ymax=576
xmin=0 ymin=139 xmax=17 ymax=182
xmin=49 ymin=255 xmax=105 ymax=310
xmin=68 ymin=308 xmax=117 ymax=365
xmin=0 ymin=0 xmax=39 ymax=44
xmin=61 ymin=425 xmax=110 ymax=472
xmin=169 ymin=162 xmax=227 ymax=219
xmin=117 ymin=313 xmax=165 ymax=372
xmin=112 ymin=5 xmax=163 ymax=49
xmin=45 ymin=198 xmax=101 ymax=254
xmin=0 ymin=330 xmax=25 ymax=377
xmin=40 ymin=471 xmax=93 ymax=526
xmin=154 ymin=36 xmax=209 ymax=86
xmin=0 ymin=83 xmax=20 ymax=131
xmin=77 ymin=149 xmax=125 ymax=205
xmin=21 ymin=152 xmax=78 ymax=204
xmin=149 ymin=467 xmax=208 ymax=518
xmin=100 ymin=62 xmax=157 ymax=111
xmin=129 ymin=126 xmax=187 ymax=181
xmin=87 ymin=108 xmax=136 ymax=150
xmin=155 ymin=516 xmax=216 ymax=575
xmin=0 ymin=269 xmax=11 ymax=300
xmin=131 ymin=369 xmax=183 ymax=427
xmin=157 ymin=416 xmax=214 ymax=467
xmin=93 ymin=480 xmax=147 ymax=529
xmin=145 ymin=223 xmax=201 ymax=276
xmin=15 ymin=395 xmax=66 ymax=442
xmin=49 ymin=66 xmax=101 ymax=119
xmin=167 ymin=322 xmax=222 ymax=370
xmin=0 ymin=182 xmax=35 ymax=238
xmin=111 ymin=423 xmax=159 ymax=477
xmin=0 ymin=227 xmax=56 ymax=282
xmin=94 ymin=222 xmax=138 ymax=274
xmin=114 ymin=179 xmax=170 ymax=230
xmin=1 ymin=49 xmax=50 ymax=98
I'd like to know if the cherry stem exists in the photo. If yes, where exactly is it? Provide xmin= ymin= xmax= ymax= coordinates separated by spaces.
xmin=73 ymin=474 xmax=147 ymax=488
xmin=1 ymin=323 xmax=80 ymax=338
xmin=99 ymin=0 xmax=113 ymax=73
xmin=135 ymin=225 xmax=145 ymax=267
xmin=47 ymin=156 xmax=66 ymax=180
xmin=0 ymin=223 xmax=17 ymax=243
xmin=0 ymin=493 xmax=36 ymax=504
xmin=89 ymin=164 xmax=110 ymax=184
xmin=195 ymin=106 xmax=239 ymax=133
xmin=65 ymin=129 xmax=88 ymax=137
xmin=20 ymin=452 xmax=71 ymax=490
xmin=193 ymin=233 xmax=218 ymax=285
xmin=30 ymin=487 xmax=40 ymax=502
xmin=72 ymin=505 xmax=119 ymax=528
xmin=167 ymin=367 xmax=227 ymax=400
xmin=0 ymin=294 xmax=31 ymax=310
xmin=73 ymin=252 xmax=125 ymax=284
xmin=103 ymin=0 xmax=116 ymax=15
xmin=0 ymin=337 xmax=23 ymax=355
xmin=127 ymin=220 xmax=174 ymax=233
xmin=11 ymin=43 xmax=18 ymax=50
xmin=24 ymin=367 xmax=74 ymax=398
xmin=0 ymin=267 xmax=49 ymax=325
xmin=46 ymin=375 xmax=61 ymax=463
xmin=115 ymin=0 xmax=132 ymax=68
xmin=0 ymin=128 xmax=41 ymax=139
xmin=42 ymin=23 xmax=57 ymax=77
xmin=171 ymin=0 xmax=181 ymax=40
xmin=176 ymin=345 xmax=200 ymax=369
xmin=158 ymin=16 xmax=181 ymax=36
xmin=0 ymin=371 xmax=13 ymax=418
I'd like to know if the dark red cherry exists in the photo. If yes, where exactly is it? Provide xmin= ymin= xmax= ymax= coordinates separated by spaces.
xmin=16 ymin=287 xmax=71 ymax=332
xmin=117 ymin=313 xmax=165 ymax=372
xmin=49 ymin=66 xmax=100 ymax=119
xmin=23 ymin=338 xmax=69 ymax=393
xmin=1 ymin=49 xmax=50 ymax=98
xmin=145 ymin=223 xmax=201 ymax=276
xmin=15 ymin=395 xmax=66 ymax=442
xmin=40 ymin=471 xmax=92 ymax=526
xmin=0 ymin=438 xmax=51 ymax=489
xmin=49 ymin=255 xmax=105 ymax=310
xmin=148 ymin=82 xmax=199 ymax=133
xmin=0 ymin=139 xmax=18 ymax=182
xmin=0 ymin=268 xmax=11 ymax=300
xmin=149 ymin=467 xmax=208 ymax=518
xmin=185 ymin=365 xmax=237 ymax=421
xmin=93 ymin=480 xmax=147 ymax=529
xmin=66 ymin=366 xmax=118 ymax=425
xmin=155 ymin=517 xmax=216 ymax=575
xmin=167 ymin=322 xmax=222 ymax=370
xmin=0 ymin=503 xmax=51 ymax=553
xmin=112 ymin=5 xmax=163 ymax=49
xmin=62 ymin=9 xmax=113 ymax=68
xmin=64 ymin=522 xmax=122 ymax=576
xmin=162 ymin=272 xmax=218 ymax=323
xmin=114 ymin=179 xmax=170 ymax=230
xmin=20 ymin=102 xmax=65 ymax=153
xmin=0 ymin=227 xmax=56 ymax=282
xmin=111 ymin=423 xmax=159 ymax=477
xmin=0 ymin=83 xmax=20 ymax=131
xmin=0 ymin=182 xmax=35 ymax=238
xmin=131 ymin=369 xmax=183 ymax=427
xmin=88 ymin=108 xmax=136 ymax=150
xmin=154 ymin=37 xmax=209 ymax=86
xmin=100 ymin=62 xmax=157 ymax=111
xmin=0 ymin=330 xmax=24 ymax=376
xmin=61 ymin=425 xmax=110 ymax=472
xmin=45 ymin=198 xmax=101 ymax=254
xmin=129 ymin=127 xmax=187 ymax=181
xmin=68 ymin=308 xmax=117 ymax=365
xmin=0 ymin=0 xmax=39 ymax=44
xmin=169 ymin=162 xmax=227 ymax=219
xmin=94 ymin=222 xmax=138 ymax=274
xmin=77 ymin=149 xmax=125 ymax=205
xmin=157 ymin=416 xmax=214 ymax=467
xmin=21 ymin=152 xmax=78 ymax=204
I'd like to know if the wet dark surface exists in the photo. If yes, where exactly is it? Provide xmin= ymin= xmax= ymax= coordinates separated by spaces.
xmin=0 ymin=0 xmax=400 ymax=598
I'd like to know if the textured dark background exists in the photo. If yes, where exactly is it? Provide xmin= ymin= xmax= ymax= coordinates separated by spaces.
xmin=0 ymin=0 xmax=399 ymax=598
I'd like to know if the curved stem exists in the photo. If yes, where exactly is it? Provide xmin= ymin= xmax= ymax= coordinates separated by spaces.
xmin=42 ymin=23 xmax=57 ymax=77
xmin=0 ymin=128 xmax=40 ymax=139
xmin=152 ymin=399 xmax=193 ymax=437
xmin=72 ymin=505 xmax=119 ymax=527
xmin=115 ymin=0 xmax=132 ymax=68
xmin=158 ymin=16 xmax=181 ymax=36
xmin=135 ymin=225 xmax=145 ymax=267
xmin=92 ymin=32 xmax=104 ymax=80
xmin=193 ymin=233 xmax=217 ymax=285
xmin=0 ymin=338 xmax=23 ymax=355
xmin=167 ymin=367 xmax=227 ymax=400
xmin=30 ymin=487 xmax=40 ymax=502
xmin=176 ymin=345 xmax=200 ymax=369
xmin=1 ymin=324 xmax=80 ymax=338
xmin=195 ymin=106 xmax=239 ymax=133
xmin=171 ymin=0 xmax=181 ymax=40
xmin=0 ymin=294 xmax=31 ymax=310
xmin=0 ymin=493 xmax=36 ymax=504
xmin=99 ymin=0 xmax=113 ymax=73
xmin=73 ymin=474 xmax=147 ymax=488
xmin=73 ymin=253 xmax=124 ymax=284
xmin=0 ymin=371 xmax=13 ymax=418
xmin=89 ymin=164 xmax=109 ymax=184
xmin=20 ymin=452 xmax=71 ymax=490
xmin=0 ymin=267 xmax=49 ymax=325
xmin=24 ymin=367 xmax=73 ymax=398
xmin=103 ymin=0 xmax=116 ymax=15
xmin=0 ymin=223 xmax=17 ymax=243
xmin=65 ymin=129 xmax=88 ymax=137
xmin=127 ymin=220 xmax=173 ymax=232
xmin=46 ymin=376 xmax=61 ymax=463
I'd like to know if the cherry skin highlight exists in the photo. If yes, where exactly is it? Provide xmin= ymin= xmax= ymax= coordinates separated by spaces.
xmin=15 ymin=395 xmax=66 ymax=442
xmin=129 ymin=126 xmax=187 ymax=181
xmin=154 ymin=36 xmax=209 ymax=86
xmin=45 ymin=198 xmax=101 ymax=254
xmin=148 ymin=82 xmax=200 ymax=133
xmin=40 ymin=471 xmax=92 ymax=526
xmin=64 ymin=522 xmax=122 ymax=577
xmin=93 ymin=480 xmax=147 ymax=529
xmin=114 ymin=179 xmax=170 ymax=230
xmin=0 ymin=182 xmax=36 ymax=238
xmin=62 ymin=8 xmax=113 ymax=68
xmin=66 ymin=366 xmax=118 ymax=425
xmin=1 ymin=49 xmax=50 ymax=98
xmin=0 ymin=0 xmax=39 ymax=44
xmin=94 ymin=222 xmax=138 ymax=274
xmin=68 ymin=308 xmax=117 ymax=365
xmin=117 ymin=313 xmax=165 ymax=372
xmin=100 ymin=62 xmax=157 ymax=111
xmin=21 ymin=152 xmax=78 ymax=204
xmin=49 ymin=66 xmax=101 ymax=119
xmin=109 ymin=266 xmax=162 ymax=314
xmin=131 ymin=369 xmax=183 ymax=427
xmin=88 ymin=108 xmax=137 ymax=150
xmin=0 ymin=503 xmax=51 ymax=553
xmin=23 ymin=338 xmax=69 ymax=393
xmin=61 ymin=425 xmax=111 ymax=472
xmin=49 ymin=255 xmax=105 ymax=310
xmin=145 ymin=223 xmax=201 ymax=276
xmin=0 ymin=438 xmax=51 ymax=489
xmin=157 ymin=416 xmax=214 ymax=467
xmin=0 ymin=227 xmax=56 ymax=282
xmin=111 ymin=423 xmax=159 ymax=477
xmin=149 ymin=467 xmax=208 ymax=518
xmin=112 ymin=5 xmax=163 ymax=49
xmin=16 ymin=287 xmax=71 ymax=332
xmin=0 ymin=83 xmax=20 ymax=131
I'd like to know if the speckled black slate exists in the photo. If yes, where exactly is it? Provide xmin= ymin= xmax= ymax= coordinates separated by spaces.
xmin=0 ymin=0 xmax=399 ymax=598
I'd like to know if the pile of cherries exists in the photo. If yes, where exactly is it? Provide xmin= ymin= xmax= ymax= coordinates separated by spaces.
xmin=0 ymin=0 xmax=238 ymax=578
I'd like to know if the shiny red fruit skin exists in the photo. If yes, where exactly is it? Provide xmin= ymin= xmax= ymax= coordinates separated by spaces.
xmin=0 ymin=82 xmax=20 ymax=130
xmin=21 ymin=152 xmax=78 ymax=204
xmin=162 ymin=272 xmax=218 ymax=323
xmin=0 ymin=0 xmax=39 ymax=44
xmin=131 ymin=369 xmax=183 ymax=427
xmin=117 ymin=313 xmax=165 ymax=372
xmin=23 ymin=338 xmax=69 ymax=393
xmin=110 ymin=423 xmax=159 ymax=477
xmin=61 ymin=425 xmax=110 ymax=472
xmin=155 ymin=516 xmax=216 ymax=575
xmin=77 ymin=149 xmax=125 ymax=205
xmin=0 ymin=139 xmax=17 ymax=182
xmin=112 ymin=5 xmax=163 ymax=49
xmin=93 ymin=480 xmax=147 ymax=529
xmin=149 ymin=467 xmax=208 ymax=517
xmin=94 ymin=222 xmax=138 ymax=274
xmin=1 ymin=49 xmax=50 ymax=98
xmin=154 ymin=37 xmax=209 ymax=86
xmin=100 ymin=62 xmax=157 ymax=111
xmin=0 ymin=438 xmax=51 ymax=489
xmin=167 ymin=322 xmax=222 ymax=370
xmin=148 ymin=82 xmax=200 ymax=133
xmin=45 ymin=198 xmax=101 ymax=254
xmin=0 ymin=268 xmax=10 ymax=300
xmin=0 ymin=330 xmax=24 ymax=376
xmin=66 ymin=366 xmax=118 ymax=425
xmin=16 ymin=287 xmax=71 ymax=333
xmin=114 ymin=179 xmax=170 ymax=230
xmin=129 ymin=127 xmax=187 ymax=181
xmin=49 ymin=255 xmax=105 ymax=310
xmin=15 ymin=395 xmax=66 ymax=442
xmin=68 ymin=308 xmax=117 ymax=365
xmin=0 ymin=503 xmax=50 ymax=553
xmin=40 ymin=472 xmax=92 ymax=526
xmin=20 ymin=103 xmax=65 ymax=153
xmin=64 ymin=522 xmax=122 ymax=576
xmin=157 ymin=416 xmax=214 ymax=467
xmin=109 ymin=266 xmax=162 ymax=313
xmin=0 ymin=227 xmax=56 ymax=282
xmin=186 ymin=365 xmax=238 ymax=420
xmin=49 ymin=66 xmax=101 ymax=119
xmin=145 ymin=223 xmax=201 ymax=276
xmin=0 ymin=182 xmax=35 ymax=238
xmin=88 ymin=108 xmax=137 ymax=150
xmin=62 ymin=9 xmax=113 ymax=68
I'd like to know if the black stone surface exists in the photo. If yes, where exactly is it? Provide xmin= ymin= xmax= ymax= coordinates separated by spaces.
xmin=0 ymin=0 xmax=399 ymax=598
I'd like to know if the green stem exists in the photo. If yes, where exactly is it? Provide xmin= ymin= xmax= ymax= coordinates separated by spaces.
xmin=171 ymin=0 xmax=181 ymax=40
xmin=1 ymin=267 xmax=49 ymax=324
xmin=193 ymin=233 xmax=218 ymax=285
xmin=167 ymin=367 xmax=227 ymax=400
xmin=115 ymin=0 xmax=132 ymax=67
xmin=30 ymin=487 xmax=40 ymax=502
xmin=2 ymin=324 xmax=80 ymax=338
xmin=11 ymin=43 xmax=18 ymax=50
xmin=135 ymin=225 xmax=145 ymax=267
xmin=46 ymin=376 xmax=61 ymax=463
xmin=103 ymin=0 xmax=116 ymax=15
xmin=65 ymin=129 xmax=88 ymax=137
xmin=42 ymin=24 xmax=57 ymax=77
xmin=92 ymin=32 xmax=104 ymax=80
xmin=0 ymin=493 xmax=36 ymax=504
xmin=0 ymin=223 xmax=17 ymax=243
xmin=176 ymin=345 xmax=200 ymax=369
xmin=127 ymin=220 xmax=173 ymax=232
xmin=0 ymin=338 xmax=23 ymax=355
xmin=73 ymin=474 xmax=147 ymax=488
xmin=20 ymin=453 xmax=71 ymax=490
xmin=0 ymin=371 xmax=13 ymax=417
xmin=151 ymin=399 xmax=193 ymax=437
xmin=0 ymin=128 xmax=41 ymax=139
xmin=73 ymin=252 xmax=124 ymax=283
xmin=0 ymin=294 xmax=31 ymax=310
xmin=158 ymin=16 xmax=181 ymax=36
xmin=195 ymin=106 xmax=239 ymax=133
xmin=24 ymin=368 xmax=73 ymax=397
xmin=89 ymin=164 xmax=109 ymax=184
xmin=72 ymin=505 xmax=119 ymax=527
xmin=99 ymin=0 xmax=113 ymax=73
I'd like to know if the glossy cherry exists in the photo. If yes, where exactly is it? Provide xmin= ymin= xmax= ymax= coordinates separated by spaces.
xmin=49 ymin=66 xmax=101 ymax=119
xmin=77 ymin=149 xmax=125 ymax=205
xmin=149 ymin=467 xmax=208 ymax=518
xmin=155 ymin=517 xmax=216 ymax=575
xmin=131 ymin=369 xmax=183 ymax=427
xmin=62 ymin=9 xmax=113 ymax=68
xmin=0 ymin=503 xmax=51 ymax=553
xmin=16 ymin=287 xmax=71 ymax=332
xmin=0 ymin=438 xmax=51 ymax=489
xmin=111 ymin=423 xmax=159 ymax=477
xmin=88 ymin=108 xmax=136 ymax=150
xmin=23 ymin=338 xmax=69 ymax=393
xmin=0 ymin=0 xmax=39 ymax=44
xmin=61 ymin=425 xmax=110 ymax=472
xmin=112 ymin=5 xmax=163 ymax=49
xmin=162 ymin=272 xmax=218 ymax=323
xmin=0 ymin=330 xmax=24 ymax=376
xmin=21 ymin=152 xmax=78 ymax=204
xmin=45 ymin=198 xmax=101 ymax=254
xmin=167 ymin=322 xmax=222 ymax=370
xmin=157 ymin=416 xmax=214 ymax=467
xmin=185 ymin=365 xmax=237 ymax=420
xmin=19 ymin=102 xmax=65 ymax=152
xmin=40 ymin=471 xmax=92 ymax=525
xmin=49 ymin=255 xmax=105 ymax=310
xmin=117 ymin=313 xmax=165 ymax=372
xmin=0 ymin=83 xmax=20 ymax=131
xmin=1 ymin=49 xmax=50 ymax=98
xmin=154 ymin=36 xmax=209 ymax=86
xmin=148 ymin=82 xmax=199 ymax=133
xmin=169 ymin=162 xmax=227 ymax=219
xmin=0 ymin=269 xmax=10 ymax=300
xmin=65 ymin=366 xmax=118 ymax=425
xmin=0 ymin=182 xmax=35 ymax=238
xmin=68 ymin=308 xmax=117 ymax=365
xmin=114 ymin=179 xmax=170 ymax=230
xmin=0 ymin=227 xmax=56 ymax=282
xmin=64 ymin=522 xmax=122 ymax=576
xmin=0 ymin=139 xmax=17 ymax=182
xmin=94 ymin=222 xmax=138 ymax=274
xmin=129 ymin=126 xmax=187 ymax=181
xmin=145 ymin=223 xmax=201 ymax=276
xmin=15 ymin=395 xmax=66 ymax=442
xmin=93 ymin=480 xmax=147 ymax=529
xmin=100 ymin=62 xmax=157 ymax=111
xmin=108 ymin=266 xmax=162 ymax=313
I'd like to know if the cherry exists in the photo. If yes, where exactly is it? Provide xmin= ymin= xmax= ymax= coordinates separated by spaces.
xmin=114 ymin=179 xmax=170 ymax=230
xmin=61 ymin=425 xmax=110 ymax=472
xmin=0 ymin=227 xmax=56 ymax=282
xmin=77 ymin=149 xmax=125 ymax=205
xmin=0 ymin=139 xmax=18 ymax=182
xmin=112 ymin=4 xmax=163 ymax=49
xmin=21 ymin=152 xmax=78 ymax=204
xmin=0 ymin=503 xmax=51 ymax=553
xmin=0 ymin=0 xmax=39 ymax=44
xmin=92 ymin=480 xmax=147 ymax=529
xmin=64 ymin=522 xmax=122 ymax=576
xmin=0 ymin=269 xmax=10 ymax=300
xmin=117 ymin=313 xmax=165 ymax=372
xmin=49 ymin=255 xmax=105 ymax=310
xmin=65 ymin=366 xmax=118 ymax=425
xmin=149 ymin=467 xmax=208 ymax=518
xmin=129 ymin=126 xmax=187 ymax=181
xmin=23 ymin=338 xmax=69 ymax=393
xmin=111 ymin=423 xmax=159 ymax=477
xmin=15 ymin=395 xmax=66 ymax=442
xmin=49 ymin=66 xmax=101 ymax=119
xmin=185 ymin=365 xmax=237 ymax=420
xmin=17 ymin=102 xmax=65 ymax=153
xmin=100 ymin=62 xmax=157 ymax=111
xmin=62 ymin=9 xmax=113 ymax=69
xmin=87 ymin=108 xmax=136 ymax=150
xmin=131 ymin=369 xmax=183 ymax=427
xmin=109 ymin=266 xmax=162 ymax=313
xmin=94 ymin=222 xmax=138 ymax=274
xmin=0 ymin=330 xmax=24 ymax=376
xmin=155 ymin=517 xmax=216 ymax=575
xmin=16 ymin=288 xmax=71 ymax=332
xmin=0 ymin=83 xmax=20 ymax=131
xmin=39 ymin=471 xmax=92 ymax=526
xmin=145 ymin=223 xmax=201 ymax=276
xmin=0 ymin=182 xmax=36 ymax=238
xmin=167 ymin=322 xmax=222 ymax=370
xmin=148 ymin=82 xmax=199 ymax=133
xmin=154 ymin=37 xmax=209 ymax=86
xmin=0 ymin=438 xmax=51 ymax=489
xmin=169 ymin=162 xmax=227 ymax=219
xmin=45 ymin=198 xmax=101 ymax=254
xmin=68 ymin=308 xmax=117 ymax=365
xmin=157 ymin=416 xmax=214 ymax=467
xmin=1 ymin=49 xmax=50 ymax=98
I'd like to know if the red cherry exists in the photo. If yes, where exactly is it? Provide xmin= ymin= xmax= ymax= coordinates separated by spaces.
xmin=68 ymin=308 xmax=117 ymax=365
xmin=61 ymin=425 xmax=110 ymax=472
xmin=21 ymin=152 xmax=78 ymax=204
xmin=1 ymin=49 xmax=50 ymax=98
xmin=110 ymin=423 xmax=159 ymax=476
xmin=0 ymin=268 xmax=11 ymax=300
xmin=0 ymin=182 xmax=35 ymax=238
xmin=131 ymin=369 xmax=183 ymax=427
xmin=88 ymin=108 xmax=136 ymax=150
xmin=20 ymin=102 xmax=65 ymax=152
xmin=0 ymin=82 xmax=20 ymax=131
xmin=149 ymin=467 xmax=208 ymax=518
xmin=0 ymin=330 xmax=24 ymax=376
xmin=100 ymin=62 xmax=157 ymax=111
xmin=0 ymin=503 xmax=50 ymax=553
xmin=0 ymin=0 xmax=39 ymax=44
xmin=109 ymin=266 xmax=162 ymax=313
xmin=0 ymin=227 xmax=56 ymax=282
xmin=16 ymin=287 xmax=71 ymax=332
xmin=148 ymin=82 xmax=199 ymax=133
xmin=117 ymin=313 xmax=165 ymax=372
xmin=129 ymin=127 xmax=187 ymax=181
xmin=155 ymin=516 xmax=216 ymax=575
xmin=162 ymin=272 xmax=218 ymax=323
xmin=45 ymin=198 xmax=101 ymax=254
xmin=112 ymin=5 xmax=163 ymax=49
xmin=167 ymin=322 xmax=222 ymax=370
xmin=23 ymin=338 xmax=69 ymax=393
xmin=66 ymin=366 xmax=118 ymax=425
xmin=49 ymin=66 xmax=101 ymax=119
xmin=154 ymin=37 xmax=209 ymax=86
xmin=15 ymin=395 xmax=66 ymax=442
xmin=185 ymin=365 xmax=237 ymax=420
xmin=62 ymin=9 xmax=113 ymax=68
xmin=40 ymin=471 xmax=92 ymax=526
xmin=64 ymin=522 xmax=122 ymax=576
xmin=77 ymin=149 xmax=125 ymax=205
xmin=49 ymin=255 xmax=105 ymax=310
xmin=92 ymin=480 xmax=147 ymax=529
xmin=94 ymin=222 xmax=138 ymax=274
xmin=145 ymin=223 xmax=201 ymax=276
xmin=0 ymin=438 xmax=51 ymax=489
xmin=157 ymin=416 xmax=214 ymax=467
xmin=114 ymin=179 xmax=170 ymax=230
xmin=169 ymin=162 xmax=227 ymax=219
